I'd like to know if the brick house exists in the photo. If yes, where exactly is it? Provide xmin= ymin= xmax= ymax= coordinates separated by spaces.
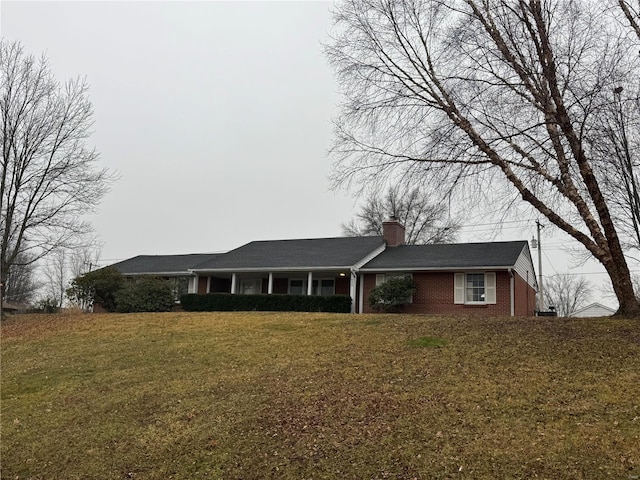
xmin=359 ymin=221 xmax=537 ymax=316
xmin=110 ymin=220 xmax=537 ymax=316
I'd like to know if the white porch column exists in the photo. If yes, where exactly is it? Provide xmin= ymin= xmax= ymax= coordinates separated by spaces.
xmin=231 ymin=273 xmax=237 ymax=294
xmin=307 ymin=271 xmax=313 ymax=295
xmin=358 ymin=273 xmax=364 ymax=314
xmin=268 ymin=273 xmax=274 ymax=294
xmin=190 ymin=275 xmax=197 ymax=294
xmin=350 ymin=270 xmax=358 ymax=313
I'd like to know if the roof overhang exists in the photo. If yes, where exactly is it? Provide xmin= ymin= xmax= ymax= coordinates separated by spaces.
xmin=121 ymin=271 xmax=194 ymax=276
xmin=190 ymin=266 xmax=354 ymax=274
xmin=359 ymin=265 xmax=513 ymax=273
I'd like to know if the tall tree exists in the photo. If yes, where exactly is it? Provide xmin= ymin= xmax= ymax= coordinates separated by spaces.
xmin=327 ymin=0 xmax=640 ymax=317
xmin=544 ymin=273 xmax=593 ymax=317
xmin=1 ymin=40 xmax=112 ymax=309
xmin=343 ymin=185 xmax=460 ymax=244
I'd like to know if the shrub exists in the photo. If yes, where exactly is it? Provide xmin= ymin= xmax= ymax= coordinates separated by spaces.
xmin=115 ymin=277 xmax=176 ymax=313
xmin=67 ymin=267 xmax=124 ymax=312
xmin=180 ymin=294 xmax=352 ymax=313
xmin=35 ymin=297 xmax=59 ymax=314
xmin=369 ymin=276 xmax=416 ymax=312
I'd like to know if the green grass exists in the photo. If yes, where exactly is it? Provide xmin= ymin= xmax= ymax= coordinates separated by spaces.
xmin=406 ymin=336 xmax=447 ymax=348
xmin=1 ymin=312 xmax=639 ymax=479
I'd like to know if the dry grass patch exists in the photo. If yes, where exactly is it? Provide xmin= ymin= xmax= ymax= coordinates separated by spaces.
xmin=1 ymin=312 xmax=639 ymax=479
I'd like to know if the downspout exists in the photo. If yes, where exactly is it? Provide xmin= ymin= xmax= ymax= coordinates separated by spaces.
xmin=509 ymin=268 xmax=515 ymax=317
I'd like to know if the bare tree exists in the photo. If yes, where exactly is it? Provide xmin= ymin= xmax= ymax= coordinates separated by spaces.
xmin=39 ymin=242 xmax=102 ymax=309
xmin=41 ymin=248 xmax=68 ymax=308
xmin=1 ymin=40 xmax=112 ymax=309
xmin=326 ymin=0 xmax=640 ymax=317
xmin=343 ymin=185 xmax=460 ymax=243
xmin=4 ymin=252 xmax=39 ymax=305
xmin=587 ymin=83 xmax=640 ymax=257
xmin=544 ymin=274 xmax=593 ymax=317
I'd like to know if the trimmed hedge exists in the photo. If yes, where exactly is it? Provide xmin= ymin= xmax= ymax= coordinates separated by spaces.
xmin=180 ymin=293 xmax=352 ymax=313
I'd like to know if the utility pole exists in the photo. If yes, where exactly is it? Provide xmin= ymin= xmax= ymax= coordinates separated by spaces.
xmin=536 ymin=220 xmax=544 ymax=312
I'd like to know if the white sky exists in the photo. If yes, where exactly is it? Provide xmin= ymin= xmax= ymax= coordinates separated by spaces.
xmin=2 ymin=0 xmax=629 ymax=307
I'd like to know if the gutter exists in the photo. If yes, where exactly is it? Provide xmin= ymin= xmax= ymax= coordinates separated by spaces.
xmin=358 ymin=265 xmax=513 ymax=273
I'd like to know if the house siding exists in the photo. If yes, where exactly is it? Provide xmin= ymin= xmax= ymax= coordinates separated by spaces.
xmin=361 ymin=271 xmax=513 ymax=316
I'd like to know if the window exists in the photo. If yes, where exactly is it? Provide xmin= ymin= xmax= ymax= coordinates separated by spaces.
xmin=288 ymin=278 xmax=335 ymax=296
xmin=240 ymin=279 xmax=262 ymax=295
xmin=289 ymin=279 xmax=305 ymax=295
xmin=454 ymin=272 xmax=496 ymax=304
xmin=319 ymin=279 xmax=335 ymax=296
xmin=466 ymin=273 xmax=485 ymax=302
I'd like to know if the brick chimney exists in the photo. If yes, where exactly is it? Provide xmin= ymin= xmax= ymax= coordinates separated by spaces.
xmin=382 ymin=217 xmax=406 ymax=246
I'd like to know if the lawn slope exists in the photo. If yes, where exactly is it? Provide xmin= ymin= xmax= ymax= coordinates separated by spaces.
xmin=2 ymin=312 xmax=639 ymax=479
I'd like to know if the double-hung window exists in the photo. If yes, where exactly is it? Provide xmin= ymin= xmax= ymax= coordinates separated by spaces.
xmin=454 ymin=272 xmax=496 ymax=305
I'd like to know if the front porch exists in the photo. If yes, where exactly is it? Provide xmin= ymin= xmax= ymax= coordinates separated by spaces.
xmin=190 ymin=270 xmax=359 ymax=312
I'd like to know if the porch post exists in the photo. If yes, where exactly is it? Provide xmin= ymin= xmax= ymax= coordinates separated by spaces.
xmin=350 ymin=270 xmax=358 ymax=313
xmin=268 ymin=272 xmax=273 ymax=294
xmin=231 ymin=273 xmax=237 ymax=294
xmin=358 ymin=272 xmax=364 ymax=314
xmin=307 ymin=271 xmax=313 ymax=295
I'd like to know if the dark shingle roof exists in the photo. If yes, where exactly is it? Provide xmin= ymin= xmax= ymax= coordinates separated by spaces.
xmin=192 ymin=236 xmax=385 ymax=271
xmin=361 ymin=241 xmax=528 ymax=270
xmin=111 ymin=253 xmax=222 ymax=275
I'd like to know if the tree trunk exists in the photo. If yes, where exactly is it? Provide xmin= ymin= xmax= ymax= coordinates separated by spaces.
xmin=603 ymin=254 xmax=640 ymax=318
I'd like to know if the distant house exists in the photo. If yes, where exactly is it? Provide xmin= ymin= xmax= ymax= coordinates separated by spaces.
xmin=1 ymin=302 xmax=26 ymax=314
xmin=110 ymin=220 xmax=538 ymax=316
xmin=569 ymin=302 xmax=616 ymax=318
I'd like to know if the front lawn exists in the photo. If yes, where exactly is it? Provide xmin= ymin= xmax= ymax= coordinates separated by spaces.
xmin=1 ymin=312 xmax=639 ymax=479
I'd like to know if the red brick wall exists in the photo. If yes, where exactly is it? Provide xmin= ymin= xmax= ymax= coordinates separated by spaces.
xmin=361 ymin=271 xmax=513 ymax=316
xmin=335 ymin=276 xmax=350 ymax=295
xmin=273 ymin=278 xmax=288 ymax=294
xmin=198 ymin=277 xmax=208 ymax=294
xmin=514 ymin=272 xmax=536 ymax=316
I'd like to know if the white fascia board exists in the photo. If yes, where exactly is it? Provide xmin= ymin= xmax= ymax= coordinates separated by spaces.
xmin=352 ymin=243 xmax=387 ymax=270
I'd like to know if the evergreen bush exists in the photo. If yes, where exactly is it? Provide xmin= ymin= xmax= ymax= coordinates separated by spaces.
xmin=115 ymin=277 xmax=176 ymax=313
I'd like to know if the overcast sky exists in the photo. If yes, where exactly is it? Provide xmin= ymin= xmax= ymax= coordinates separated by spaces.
xmin=1 ymin=1 xmax=625 ymax=305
